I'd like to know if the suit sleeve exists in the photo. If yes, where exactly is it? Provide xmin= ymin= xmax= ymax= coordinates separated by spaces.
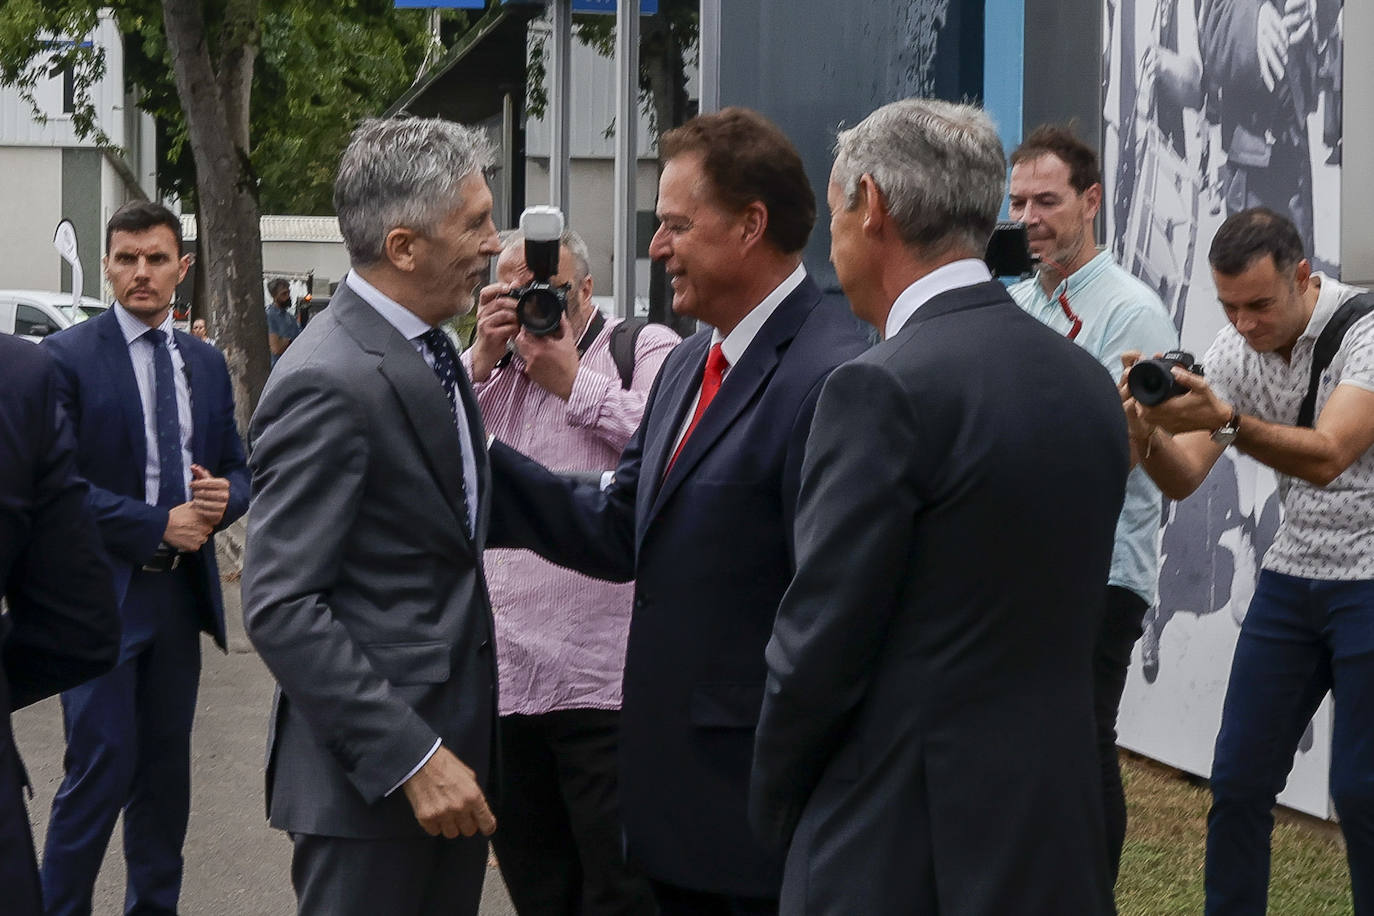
xmin=486 ymin=434 xmax=638 ymax=582
xmin=485 ymin=348 xmax=676 ymax=580
xmin=46 ymin=345 xmax=166 ymax=565
xmin=4 ymin=356 xmax=120 ymax=710
xmin=243 ymin=367 xmax=442 ymax=803
xmin=750 ymin=359 xmax=925 ymax=850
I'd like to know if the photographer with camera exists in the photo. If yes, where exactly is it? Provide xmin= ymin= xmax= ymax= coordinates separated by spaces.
xmin=1005 ymin=124 xmax=1178 ymax=883
xmin=462 ymin=215 xmax=677 ymax=916
xmin=1123 ymin=207 xmax=1374 ymax=914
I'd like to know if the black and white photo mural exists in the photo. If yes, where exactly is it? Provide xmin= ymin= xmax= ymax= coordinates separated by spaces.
xmin=1102 ymin=0 xmax=1344 ymax=817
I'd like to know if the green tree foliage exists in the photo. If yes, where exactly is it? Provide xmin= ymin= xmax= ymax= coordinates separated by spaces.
xmin=0 ymin=0 xmax=469 ymax=214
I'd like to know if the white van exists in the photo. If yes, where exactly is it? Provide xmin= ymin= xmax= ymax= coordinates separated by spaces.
xmin=0 ymin=290 xmax=108 ymax=343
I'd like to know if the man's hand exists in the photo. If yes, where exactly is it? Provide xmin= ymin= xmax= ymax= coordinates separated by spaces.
xmin=1137 ymin=366 xmax=1233 ymax=436
xmin=1258 ymin=1 xmax=1290 ymax=91
xmin=1118 ymin=351 xmax=1157 ymax=466
xmin=401 ymin=745 xmax=497 ymax=839
xmin=1283 ymin=0 xmax=1313 ymax=46
xmin=469 ymin=284 xmax=521 ymax=383
xmin=164 ymin=503 xmax=212 ymax=552
xmin=515 ymin=322 xmax=579 ymax=401
xmin=189 ymin=464 xmax=230 ymax=527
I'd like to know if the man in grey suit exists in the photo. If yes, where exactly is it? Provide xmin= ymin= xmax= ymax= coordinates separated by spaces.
xmin=749 ymin=99 xmax=1130 ymax=914
xmin=243 ymin=117 xmax=502 ymax=916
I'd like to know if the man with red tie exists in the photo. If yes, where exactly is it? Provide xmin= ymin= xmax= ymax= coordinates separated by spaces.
xmin=489 ymin=107 xmax=869 ymax=914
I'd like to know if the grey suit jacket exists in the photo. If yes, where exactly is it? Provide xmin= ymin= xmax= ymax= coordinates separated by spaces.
xmin=243 ymin=283 xmax=497 ymax=839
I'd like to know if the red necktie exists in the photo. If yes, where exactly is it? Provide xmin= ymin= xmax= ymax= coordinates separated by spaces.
xmin=665 ymin=342 xmax=727 ymax=476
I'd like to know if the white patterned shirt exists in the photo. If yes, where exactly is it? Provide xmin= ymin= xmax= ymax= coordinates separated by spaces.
xmin=1202 ymin=274 xmax=1374 ymax=580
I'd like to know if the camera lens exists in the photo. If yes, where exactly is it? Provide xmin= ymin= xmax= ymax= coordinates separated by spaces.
xmin=517 ymin=286 xmax=564 ymax=336
xmin=1128 ymin=361 xmax=1178 ymax=406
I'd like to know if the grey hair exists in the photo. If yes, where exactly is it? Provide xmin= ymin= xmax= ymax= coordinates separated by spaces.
xmin=500 ymin=227 xmax=591 ymax=285
xmin=832 ymin=98 xmax=1005 ymax=257
xmin=334 ymin=117 xmax=495 ymax=266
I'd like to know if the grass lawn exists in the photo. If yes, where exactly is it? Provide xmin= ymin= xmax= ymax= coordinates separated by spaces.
xmin=1116 ymin=752 xmax=1352 ymax=914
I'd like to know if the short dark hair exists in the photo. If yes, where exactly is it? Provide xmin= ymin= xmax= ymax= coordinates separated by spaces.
xmin=268 ymin=278 xmax=290 ymax=296
xmin=658 ymin=107 xmax=815 ymax=254
xmin=1009 ymin=124 xmax=1101 ymax=193
xmin=105 ymin=201 xmax=183 ymax=253
xmin=1208 ymin=208 xmax=1306 ymax=276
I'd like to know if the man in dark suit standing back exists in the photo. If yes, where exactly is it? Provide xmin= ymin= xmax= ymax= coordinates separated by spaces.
xmin=244 ymin=117 xmax=501 ymax=916
xmin=489 ymin=107 xmax=869 ymax=914
xmin=0 ymin=336 xmax=120 ymax=916
xmin=40 ymin=201 xmax=250 ymax=916
xmin=749 ymin=98 xmax=1130 ymax=915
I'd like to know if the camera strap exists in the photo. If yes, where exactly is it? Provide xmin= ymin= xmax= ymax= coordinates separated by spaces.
xmin=1296 ymin=292 xmax=1374 ymax=428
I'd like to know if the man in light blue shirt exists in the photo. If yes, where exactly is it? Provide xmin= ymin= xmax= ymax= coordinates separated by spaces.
xmin=265 ymin=277 xmax=300 ymax=366
xmin=1007 ymin=124 xmax=1178 ymax=883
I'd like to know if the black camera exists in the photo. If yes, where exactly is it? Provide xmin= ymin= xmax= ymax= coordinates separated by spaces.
xmin=510 ymin=206 xmax=571 ymax=337
xmin=1128 ymin=350 xmax=1204 ymax=406
xmin=984 ymin=221 xmax=1037 ymax=278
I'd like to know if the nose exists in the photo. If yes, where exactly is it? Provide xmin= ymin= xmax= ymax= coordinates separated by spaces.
xmin=648 ymin=224 xmax=669 ymax=262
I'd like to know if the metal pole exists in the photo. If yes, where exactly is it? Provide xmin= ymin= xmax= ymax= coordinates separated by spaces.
xmin=549 ymin=0 xmax=572 ymax=214
xmin=612 ymin=0 xmax=639 ymax=318
xmin=698 ymin=0 xmax=721 ymax=114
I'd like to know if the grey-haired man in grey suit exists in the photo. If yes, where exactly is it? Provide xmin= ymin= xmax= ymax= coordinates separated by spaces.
xmin=243 ymin=117 xmax=502 ymax=916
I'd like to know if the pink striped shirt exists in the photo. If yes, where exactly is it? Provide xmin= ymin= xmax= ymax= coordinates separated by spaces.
xmin=463 ymin=316 xmax=680 ymax=715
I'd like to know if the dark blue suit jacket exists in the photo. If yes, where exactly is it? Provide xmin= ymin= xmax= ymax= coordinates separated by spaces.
xmin=490 ymin=275 xmax=869 ymax=897
xmin=44 ymin=308 xmax=250 ymax=650
xmin=0 ymin=336 xmax=119 ymax=915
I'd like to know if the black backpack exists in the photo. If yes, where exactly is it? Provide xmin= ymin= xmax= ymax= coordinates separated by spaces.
xmin=1296 ymin=292 xmax=1374 ymax=428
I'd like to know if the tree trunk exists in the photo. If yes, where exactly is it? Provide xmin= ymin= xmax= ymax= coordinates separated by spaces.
xmin=160 ymin=0 xmax=269 ymax=435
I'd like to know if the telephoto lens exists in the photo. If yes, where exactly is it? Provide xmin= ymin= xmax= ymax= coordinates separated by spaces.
xmin=1127 ymin=350 xmax=1202 ymax=406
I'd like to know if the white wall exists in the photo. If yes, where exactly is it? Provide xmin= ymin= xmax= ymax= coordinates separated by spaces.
xmin=262 ymin=240 xmax=352 ymax=295
xmin=524 ymin=157 xmax=661 ymax=297
xmin=1343 ymin=1 xmax=1373 ymax=283
xmin=0 ymin=148 xmax=64 ymax=290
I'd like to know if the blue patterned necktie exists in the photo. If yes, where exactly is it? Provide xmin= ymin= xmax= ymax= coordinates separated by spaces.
xmin=146 ymin=328 xmax=185 ymax=508
xmin=420 ymin=328 xmax=474 ymax=532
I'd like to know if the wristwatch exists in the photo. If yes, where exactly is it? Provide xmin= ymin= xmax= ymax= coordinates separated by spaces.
xmin=1211 ymin=406 xmax=1241 ymax=447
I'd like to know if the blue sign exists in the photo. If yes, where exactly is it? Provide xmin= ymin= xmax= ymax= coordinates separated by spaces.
xmin=571 ymin=0 xmax=659 ymax=12
xmin=395 ymin=1 xmax=486 ymax=8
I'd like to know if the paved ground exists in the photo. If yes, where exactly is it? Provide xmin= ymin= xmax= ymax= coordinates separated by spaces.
xmin=12 ymin=576 xmax=517 ymax=915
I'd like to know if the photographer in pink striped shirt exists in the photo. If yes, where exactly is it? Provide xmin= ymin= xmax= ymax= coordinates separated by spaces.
xmin=463 ymin=227 xmax=679 ymax=916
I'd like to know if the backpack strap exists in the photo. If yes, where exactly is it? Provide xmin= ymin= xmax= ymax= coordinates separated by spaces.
xmin=1297 ymin=291 xmax=1374 ymax=427
xmin=608 ymin=318 xmax=648 ymax=390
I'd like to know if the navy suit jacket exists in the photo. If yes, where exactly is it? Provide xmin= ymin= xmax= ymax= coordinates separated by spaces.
xmin=0 ymin=336 xmax=119 ymax=915
xmin=44 ymin=307 xmax=250 ymax=649
xmin=490 ymin=275 xmax=870 ymax=897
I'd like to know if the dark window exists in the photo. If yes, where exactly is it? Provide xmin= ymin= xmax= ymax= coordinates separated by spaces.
xmin=15 ymin=304 xmax=60 ymax=337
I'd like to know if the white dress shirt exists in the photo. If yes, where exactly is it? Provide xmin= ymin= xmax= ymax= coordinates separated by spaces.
xmin=884 ymin=258 xmax=993 ymax=340
xmin=669 ymin=262 xmax=807 ymax=456
xmin=344 ymin=270 xmax=479 ymax=536
xmin=114 ymin=304 xmax=193 ymax=507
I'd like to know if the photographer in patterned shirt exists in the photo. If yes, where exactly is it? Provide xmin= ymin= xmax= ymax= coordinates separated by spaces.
xmin=1121 ymin=207 xmax=1374 ymax=914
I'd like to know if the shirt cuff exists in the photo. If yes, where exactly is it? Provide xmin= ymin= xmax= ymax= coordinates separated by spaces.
xmin=385 ymin=738 xmax=441 ymax=797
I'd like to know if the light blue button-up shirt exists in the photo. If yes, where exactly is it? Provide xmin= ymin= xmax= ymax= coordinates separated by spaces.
xmin=1010 ymin=251 xmax=1178 ymax=604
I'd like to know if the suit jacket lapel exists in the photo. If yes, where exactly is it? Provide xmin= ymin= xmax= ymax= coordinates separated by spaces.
xmin=641 ymin=333 xmax=709 ymax=491
xmin=333 ymin=288 xmax=471 ymax=546
xmin=649 ymin=278 xmax=819 ymax=517
xmin=96 ymin=310 xmax=147 ymax=487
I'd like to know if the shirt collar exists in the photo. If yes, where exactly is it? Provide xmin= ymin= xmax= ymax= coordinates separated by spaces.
xmin=114 ymin=302 xmax=175 ymax=346
xmin=345 ymin=269 xmax=435 ymax=341
xmin=1297 ymin=272 xmax=1348 ymax=343
xmin=884 ymin=258 xmax=992 ymax=339
xmin=714 ymin=262 xmax=807 ymax=367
